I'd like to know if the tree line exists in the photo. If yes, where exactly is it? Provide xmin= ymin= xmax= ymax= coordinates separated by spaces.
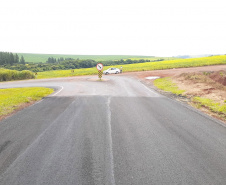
xmin=46 ymin=57 xmax=67 ymax=63
xmin=0 ymin=52 xmax=25 ymax=65
xmin=0 ymin=52 xmax=163 ymax=72
xmin=2 ymin=59 xmax=98 ymax=72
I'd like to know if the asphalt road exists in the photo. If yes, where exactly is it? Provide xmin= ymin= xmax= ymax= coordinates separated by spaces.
xmin=0 ymin=75 xmax=226 ymax=185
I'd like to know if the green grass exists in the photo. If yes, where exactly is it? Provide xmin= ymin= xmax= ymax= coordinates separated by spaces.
xmin=0 ymin=87 xmax=54 ymax=117
xmin=36 ymin=68 xmax=97 ymax=79
xmin=17 ymin=53 xmax=174 ymax=63
xmin=192 ymin=97 xmax=226 ymax=117
xmin=153 ymin=77 xmax=185 ymax=95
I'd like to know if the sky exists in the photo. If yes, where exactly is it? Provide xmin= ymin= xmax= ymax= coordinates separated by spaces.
xmin=0 ymin=0 xmax=226 ymax=57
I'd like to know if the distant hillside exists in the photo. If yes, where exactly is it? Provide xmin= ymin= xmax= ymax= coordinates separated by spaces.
xmin=16 ymin=53 xmax=177 ymax=63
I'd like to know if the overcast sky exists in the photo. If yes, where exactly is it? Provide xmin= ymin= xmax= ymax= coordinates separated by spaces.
xmin=0 ymin=0 xmax=225 ymax=56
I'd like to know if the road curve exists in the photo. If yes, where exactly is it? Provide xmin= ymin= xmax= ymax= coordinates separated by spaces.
xmin=0 ymin=75 xmax=226 ymax=185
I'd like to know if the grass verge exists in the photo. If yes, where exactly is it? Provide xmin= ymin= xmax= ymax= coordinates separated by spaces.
xmin=0 ymin=87 xmax=54 ymax=119
xmin=192 ymin=97 xmax=226 ymax=118
xmin=153 ymin=77 xmax=185 ymax=95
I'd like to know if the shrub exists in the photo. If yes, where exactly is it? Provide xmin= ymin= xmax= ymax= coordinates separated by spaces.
xmin=0 ymin=68 xmax=35 ymax=81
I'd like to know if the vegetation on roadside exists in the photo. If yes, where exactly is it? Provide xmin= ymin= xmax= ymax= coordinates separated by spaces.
xmin=0 ymin=68 xmax=35 ymax=81
xmin=153 ymin=77 xmax=185 ymax=95
xmin=0 ymin=87 xmax=54 ymax=118
xmin=192 ymin=97 xmax=226 ymax=118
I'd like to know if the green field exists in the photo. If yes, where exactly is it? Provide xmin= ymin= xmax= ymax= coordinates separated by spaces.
xmin=36 ymin=55 xmax=226 ymax=79
xmin=0 ymin=87 xmax=54 ymax=117
xmin=16 ymin=53 xmax=176 ymax=63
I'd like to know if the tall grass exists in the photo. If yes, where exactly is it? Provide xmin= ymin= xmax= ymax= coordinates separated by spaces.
xmin=0 ymin=68 xmax=35 ymax=81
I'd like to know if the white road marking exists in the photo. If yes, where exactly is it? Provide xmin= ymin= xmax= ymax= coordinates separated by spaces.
xmin=106 ymin=97 xmax=116 ymax=185
xmin=50 ymin=86 xmax=64 ymax=96
xmin=140 ymin=82 xmax=161 ymax=97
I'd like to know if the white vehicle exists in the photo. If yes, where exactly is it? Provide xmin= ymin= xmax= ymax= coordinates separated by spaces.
xmin=103 ymin=68 xmax=120 ymax=75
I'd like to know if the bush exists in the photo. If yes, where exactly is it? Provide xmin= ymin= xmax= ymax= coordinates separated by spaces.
xmin=0 ymin=68 xmax=35 ymax=81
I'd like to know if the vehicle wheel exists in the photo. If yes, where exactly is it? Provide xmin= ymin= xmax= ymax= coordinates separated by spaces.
xmin=116 ymin=71 xmax=119 ymax=74
xmin=105 ymin=72 xmax=109 ymax=75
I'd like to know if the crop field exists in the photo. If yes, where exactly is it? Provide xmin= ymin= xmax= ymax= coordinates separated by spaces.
xmin=127 ymin=57 xmax=176 ymax=61
xmin=0 ymin=87 xmax=54 ymax=118
xmin=16 ymin=53 xmax=176 ymax=63
xmin=36 ymin=55 xmax=226 ymax=79
xmin=115 ymin=55 xmax=226 ymax=72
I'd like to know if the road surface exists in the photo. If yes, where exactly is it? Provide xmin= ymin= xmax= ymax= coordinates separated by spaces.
xmin=0 ymin=75 xmax=226 ymax=185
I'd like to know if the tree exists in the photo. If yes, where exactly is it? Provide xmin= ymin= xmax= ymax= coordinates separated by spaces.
xmin=9 ymin=53 xmax=15 ymax=65
xmin=20 ymin=56 xmax=25 ymax=64
xmin=15 ymin=54 xmax=19 ymax=63
xmin=46 ymin=57 xmax=57 ymax=63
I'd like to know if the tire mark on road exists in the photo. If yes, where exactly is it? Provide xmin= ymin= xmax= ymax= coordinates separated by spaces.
xmin=0 ymin=141 xmax=11 ymax=154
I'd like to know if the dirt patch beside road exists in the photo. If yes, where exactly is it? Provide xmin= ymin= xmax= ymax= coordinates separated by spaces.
xmin=173 ymin=71 xmax=226 ymax=104
xmin=210 ymin=70 xmax=226 ymax=86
